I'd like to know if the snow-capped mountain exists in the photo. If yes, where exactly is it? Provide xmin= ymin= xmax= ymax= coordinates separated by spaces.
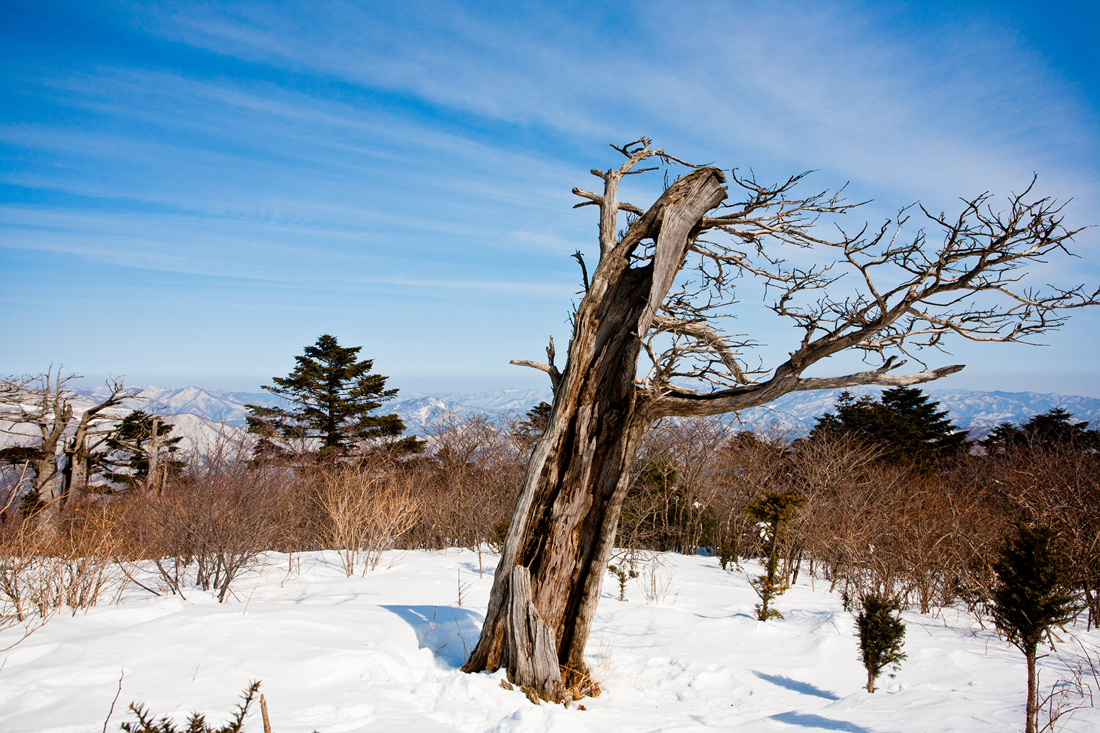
xmin=730 ymin=387 xmax=1100 ymax=437
xmin=59 ymin=383 xmax=1100 ymax=440
xmin=82 ymin=385 xmax=282 ymax=425
xmin=392 ymin=389 xmax=552 ymax=434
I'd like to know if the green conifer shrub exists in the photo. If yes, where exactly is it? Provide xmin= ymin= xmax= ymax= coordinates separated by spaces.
xmin=608 ymin=563 xmax=639 ymax=601
xmin=855 ymin=593 xmax=907 ymax=692
xmin=121 ymin=681 xmax=260 ymax=733
xmin=991 ymin=522 xmax=1079 ymax=733
xmin=745 ymin=490 xmax=805 ymax=621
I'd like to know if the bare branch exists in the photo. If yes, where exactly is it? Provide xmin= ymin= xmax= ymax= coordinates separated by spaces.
xmin=652 ymin=362 xmax=965 ymax=418
xmin=572 ymin=251 xmax=590 ymax=294
xmin=510 ymin=338 xmax=562 ymax=393
xmin=651 ymin=313 xmax=756 ymax=384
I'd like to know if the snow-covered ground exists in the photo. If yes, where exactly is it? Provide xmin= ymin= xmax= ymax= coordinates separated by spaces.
xmin=2 ymin=550 xmax=1097 ymax=732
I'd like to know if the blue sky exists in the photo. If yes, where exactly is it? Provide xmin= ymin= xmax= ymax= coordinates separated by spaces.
xmin=2 ymin=1 xmax=1098 ymax=398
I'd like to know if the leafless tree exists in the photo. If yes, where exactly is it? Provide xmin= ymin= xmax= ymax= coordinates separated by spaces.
xmin=0 ymin=370 xmax=135 ymax=527
xmin=980 ymin=445 xmax=1100 ymax=628
xmin=128 ymin=439 xmax=288 ymax=602
xmin=462 ymin=139 xmax=1098 ymax=701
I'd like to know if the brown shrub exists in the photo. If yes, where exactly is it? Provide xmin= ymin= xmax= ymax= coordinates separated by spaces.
xmin=316 ymin=458 xmax=423 ymax=576
xmin=124 ymin=442 xmax=289 ymax=602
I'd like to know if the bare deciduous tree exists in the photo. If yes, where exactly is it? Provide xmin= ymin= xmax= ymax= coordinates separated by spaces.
xmin=0 ymin=370 xmax=135 ymax=526
xmin=462 ymin=139 xmax=1098 ymax=701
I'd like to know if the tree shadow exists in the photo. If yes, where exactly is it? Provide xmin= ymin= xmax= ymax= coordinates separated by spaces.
xmin=457 ymin=560 xmax=496 ymax=577
xmin=768 ymin=711 xmax=873 ymax=732
xmin=382 ymin=605 xmax=484 ymax=668
xmin=754 ymin=671 xmax=840 ymax=700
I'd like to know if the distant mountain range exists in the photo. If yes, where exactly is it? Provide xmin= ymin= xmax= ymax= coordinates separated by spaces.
xmin=82 ymin=383 xmax=1100 ymax=440
xmin=4 ymin=383 xmax=1096 ymax=456
xmin=730 ymin=387 xmax=1100 ymax=438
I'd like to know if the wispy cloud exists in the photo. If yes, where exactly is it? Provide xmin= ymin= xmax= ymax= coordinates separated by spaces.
xmin=2 ymin=0 xmax=1097 ymax=391
xmin=134 ymin=1 xmax=1098 ymax=203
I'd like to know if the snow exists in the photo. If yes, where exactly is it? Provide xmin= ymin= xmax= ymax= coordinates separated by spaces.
xmin=74 ymin=384 xmax=1100 ymax=436
xmin=2 ymin=550 xmax=1098 ymax=732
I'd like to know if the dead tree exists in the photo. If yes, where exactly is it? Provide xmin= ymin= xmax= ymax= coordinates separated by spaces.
xmin=461 ymin=139 xmax=1098 ymax=701
xmin=1 ymin=370 xmax=135 ymax=524
xmin=62 ymin=380 xmax=136 ymax=497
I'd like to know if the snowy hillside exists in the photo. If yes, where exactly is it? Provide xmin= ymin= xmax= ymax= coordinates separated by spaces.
xmin=0 ymin=393 xmax=243 ymax=455
xmin=1 ymin=549 xmax=1096 ymax=732
xmin=81 ymin=386 xmax=553 ymax=434
xmin=81 ymin=385 xmax=283 ymax=426
xmin=392 ymin=389 xmax=552 ymax=433
xmin=41 ymin=383 xmax=1100 ymax=441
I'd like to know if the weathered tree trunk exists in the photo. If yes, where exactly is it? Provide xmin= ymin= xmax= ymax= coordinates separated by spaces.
xmin=61 ymin=396 xmax=130 ymax=507
xmin=33 ymin=400 xmax=71 ymax=527
xmin=461 ymin=166 xmax=728 ymax=697
xmin=34 ymin=448 xmax=62 ymax=513
xmin=68 ymin=441 xmax=89 ymax=498
xmin=144 ymin=417 xmax=162 ymax=493
xmin=6 ymin=374 xmax=135 ymax=527
xmin=500 ymin=566 xmax=564 ymax=701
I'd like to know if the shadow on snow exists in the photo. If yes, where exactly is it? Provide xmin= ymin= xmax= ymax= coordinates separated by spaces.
xmin=768 ymin=711 xmax=873 ymax=732
xmin=754 ymin=671 xmax=840 ymax=700
xmin=382 ymin=605 xmax=484 ymax=668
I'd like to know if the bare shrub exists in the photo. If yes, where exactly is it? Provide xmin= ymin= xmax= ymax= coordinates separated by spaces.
xmin=409 ymin=413 xmax=523 ymax=566
xmin=0 ymin=502 xmax=124 ymax=641
xmin=318 ymin=458 xmax=422 ymax=576
xmin=0 ymin=523 xmax=49 ymax=630
xmin=636 ymin=556 xmax=676 ymax=605
xmin=1038 ymin=639 xmax=1099 ymax=733
xmin=980 ymin=445 xmax=1100 ymax=628
xmin=791 ymin=434 xmax=1004 ymax=612
xmin=621 ymin=417 xmax=733 ymax=554
xmin=127 ymin=442 xmax=288 ymax=602
xmin=707 ymin=429 xmax=793 ymax=568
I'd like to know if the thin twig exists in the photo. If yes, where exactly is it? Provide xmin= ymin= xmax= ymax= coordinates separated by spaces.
xmin=102 ymin=668 xmax=124 ymax=733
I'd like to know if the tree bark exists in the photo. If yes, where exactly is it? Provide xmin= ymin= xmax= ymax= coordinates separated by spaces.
xmin=33 ymin=400 xmax=71 ymax=528
xmin=1025 ymin=647 xmax=1037 ymax=733
xmin=500 ymin=566 xmax=564 ymax=701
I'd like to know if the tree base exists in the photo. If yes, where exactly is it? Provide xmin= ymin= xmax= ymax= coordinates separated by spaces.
xmin=501 ymin=566 xmax=565 ymax=702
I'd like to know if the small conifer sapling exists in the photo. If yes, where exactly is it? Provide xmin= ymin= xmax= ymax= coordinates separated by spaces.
xmin=745 ymin=491 xmax=805 ymax=621
xmin=856 ymin=593 xmax=907 ymax=693
xmin=991 ymin=522 xmax=1079 ymax=733
xmin=121 ymin=680 xmax=261 ymax=733
xmin=608 ymin=564 xmax=638 ymax=601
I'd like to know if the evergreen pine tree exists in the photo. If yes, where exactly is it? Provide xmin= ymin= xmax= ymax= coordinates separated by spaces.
xmin=745 ymin=490 xmax=805 ymax=621
xmin=246 ymin=334 xmax=420 ymax=460
xmin=855 ymin=593 xmax=907 ymax=693
xmin=98 ymin=410 xmax=185 ymax=489
xmin=991 ymin=522 xmax=1079 ymax=733
xmin=982 ymin=408 xmax=1099 ymax=454
xmin=809 ymin=386 xmax=967 ymax=467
